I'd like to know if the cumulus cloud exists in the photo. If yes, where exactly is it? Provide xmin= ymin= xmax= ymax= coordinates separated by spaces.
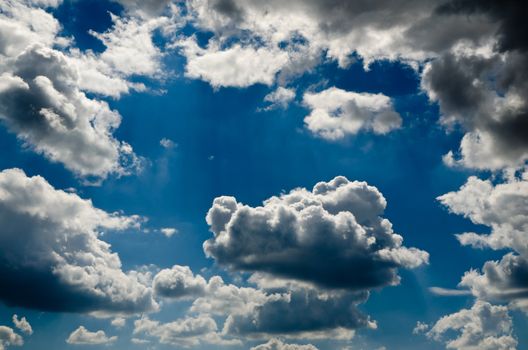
xmin=133 ymin=315 xmax=240 ymax=347
xmin=0 ymin=46 xmax=142 ymax=180
xmin=303 ymin=87 xmax=402 ymax=140
xmin=153 ymin=265 xmax=207 ymax=299
xmin=205 ymin=176 xmax=428 ymax=290
xmin=153 ymin=266 xmax=372 ymax=339
xmin=250 ymin=338 xmax=319 ymax=350
xmin=0 ymin=168 xmax=157 ymax=315
xmin=66 ymin=326 xmax=117 ymax=345
xmin=426 ymin=301 xmax=517 ymax=350
xmin=439 ymin=174 xmax=528 ymax=312
xmin=11 ymin=316 xmax=31 ymax=336
xmin=0 ymin=0 xmax=176 ymax=180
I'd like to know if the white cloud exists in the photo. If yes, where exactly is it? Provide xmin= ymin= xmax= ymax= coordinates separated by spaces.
xmin=89 ymin=13 xmax=166 ymax=77
xmin=0 ymin=326 xmax=23 ymax=350
xmin=133 ymin=315 xmax=240 ymax=347
xmin=263 ymin=87 xmax=296 ymax=110
xmin=426 ymin=301 xmax=517 ymax=350
xmin=160 ymin=138 xmax=177 ymax=149
xmin=438 ymin=175 xmax=528 ymax=257
xmin=179 ymin=38 xmax=290 ymax=88
xmin=66 ymin=326 xmax=117 ymax=345
xmin=160 ymin=227 xmax=178 ymax=237
xmin=413 ymin=321 xmax=429 ymax=335
xmin=250 ymin=338 xmax=319 ymax=350
xmin=111 ymin=317 xmax=126 ymax=329
xmin=302 ymin=87 xmax=401 ymax=140
xmin=428 ymin=287 xmax=472 ymax=297
xmin=11 ymin=316 xmax=31 ymax=336
xmin=439 ymin=174 xmax=528 ymax=312
xmin=0 ymin=168 xmax=157 ymax=315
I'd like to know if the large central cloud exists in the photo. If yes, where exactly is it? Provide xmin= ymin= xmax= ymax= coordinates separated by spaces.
xmin=205 ymin=176 xmax=428 ymax=290
xmin=0 ymin=168 xmax=157 ymax=315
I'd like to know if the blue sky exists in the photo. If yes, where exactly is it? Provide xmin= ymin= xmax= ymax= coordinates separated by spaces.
xmin=0 ymin=1 xmax=527 ymax=349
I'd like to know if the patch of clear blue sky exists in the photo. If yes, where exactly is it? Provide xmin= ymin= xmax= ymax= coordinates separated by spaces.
xmin=0 ymin=1 xmax=525 ymax=349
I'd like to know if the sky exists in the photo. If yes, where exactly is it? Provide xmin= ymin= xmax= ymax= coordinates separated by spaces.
xmin=0 ymin=0 xmax=527 ymax=349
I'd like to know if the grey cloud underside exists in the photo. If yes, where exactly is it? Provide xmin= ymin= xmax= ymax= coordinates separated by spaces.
xmin=205 ymin=176 xmax=428 ymax=290
xmin=0 ymin=168 xmax=156 ymax=315
xmin=224 ymin=288 xmax=371 ymax=336
xmin=152 ymin=266 xmax=372 ymax=338
xmin=437 ymin=0 xmax=528 ymax=53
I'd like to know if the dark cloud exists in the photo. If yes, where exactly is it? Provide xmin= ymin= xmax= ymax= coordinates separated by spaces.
xmin=205 ymin=176 xmax=428 ymax=290
xmin=224 ymin=287 xmax=372 ymax=337
xmin=437 ymin=0 xmax=528 ymax=52
xmin=422 ymin=50 xmax=528 ymax=169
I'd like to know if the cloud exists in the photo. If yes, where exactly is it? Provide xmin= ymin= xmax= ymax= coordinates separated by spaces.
xmin=11 ymin=316 xmax=31 ymax=336
xmin=412 ymin=321 xmax=429 ymax=335
xmin=426 ymin=301 xmax=517 ymax=350
xmin=0 ymin=326 xmax=22 ymax=350
xmin=250 ymin=338 xmax=319 ymax=350
xmin=436 ymin=0 xmax=528 ymax=53
xmin=160 ymin=138 xmax=177 ymax=149
xmin=428 ymin=287 xmax=472 ymax=297
xmin=66 ymin=326 xmax=117 ymax=345
xmin=88 ymin=13 xmax=166 ymax=77
xmin=0 ymin=45 xmax=142 ymax=180
xmin=153 ymin=267 xmax=373 ymax=339
xmin=153 ymin=265 xmax=207 ymax=299
xmin=0 ymin=0 xmax=63 ymax=58
xmin=133 ymin=315 xmax=240 ymax=347
xmin=176 ymin=0 xmax=497 ymax=90
xmin=422 ymin=50 xmax=528 ymax=170
xmin=160 ymin=227 xmax=178 ymax=237
xmin=302 ymin=87 xmax=402 ymax=140
xmin=439 ymin=174 xmax=528 ymax=312
xmin=263 ymin=87 xmax=296 ymax=110
xmin=0 ymin=168 xmax=157 ymax=315
xmin=111 ymin=317 xmax=126 ymax=328
xmin=0 ymin=0 xmax=176 ymax=180
xmin=205 ymin=176 xmax=428 ymax=290
xmin=438 ymin=175 xmax=528 ymax=257
xmin=178 ymin=38 xmax=290 ymax=88
xmin=459 ymin=254 xmax=528 ymax=313
xmin=222 ymin=286 xmax=372 ymax=339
